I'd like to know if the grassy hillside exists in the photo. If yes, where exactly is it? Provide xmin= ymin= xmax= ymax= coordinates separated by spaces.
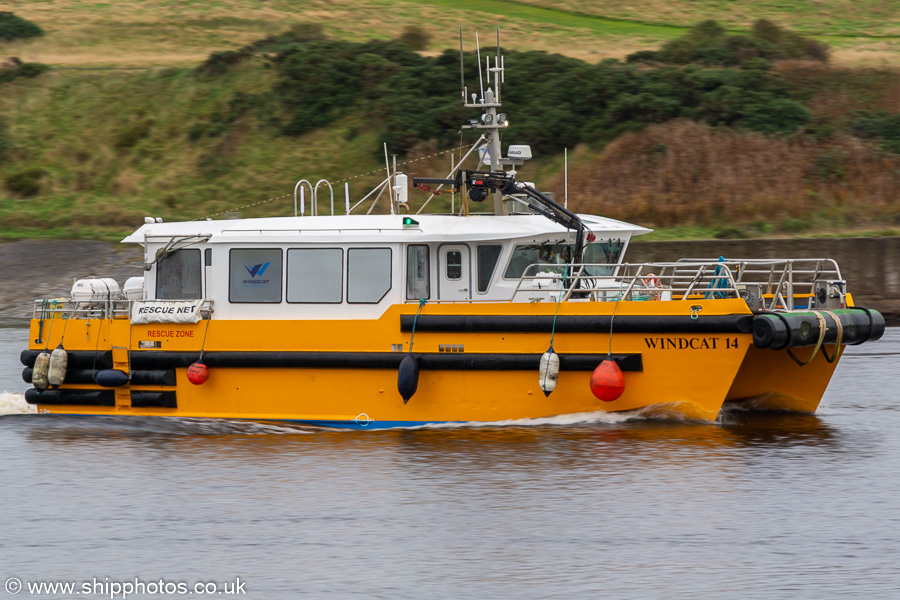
xmin=552 ymin=120 xmax=900 ymax=240
xmin=2 ymin=0 xmax=899 ymax=67
xmin=0 ymin=65 xmax=406 ymax=239
xmin=1 ymin=6 xmax=900 ymax=241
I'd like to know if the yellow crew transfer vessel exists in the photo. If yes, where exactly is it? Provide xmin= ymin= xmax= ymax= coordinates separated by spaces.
xmin=21 ymin=34 xmax=885 ymax=428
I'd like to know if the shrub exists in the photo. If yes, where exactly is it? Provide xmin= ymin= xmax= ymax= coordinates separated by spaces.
xmin=0 ymin=12 xmax=43 ymax=42
xmin=0 ymin=61 xmax=50 ymax=84
xmin=16 ymin=62 xmax=49 ymax=77
xmin=645 ymin=19 xmax=828 ymax=67
xmin=5 ymin=168 xmax=47 ymax=197
xmin=263 ymin=36 xmax=814 ymax=155
xmin=399 ymin=26 xmax=430 ymax=51
xmin=851 ymin=112 xmax=900 ymax=154
xmin=739 ymin=98 xmax=811 ymax=134
xmin=197 ymin=50 xmax=249 ymax=76
xmin=626 ymin=50 xmax=659 ymax=63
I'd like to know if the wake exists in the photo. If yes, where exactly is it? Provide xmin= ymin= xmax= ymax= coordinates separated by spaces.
xmin=0 ymin=392 xmax=35 ymax=415
xmin=0 ymin=392 xmax=707 ymax=433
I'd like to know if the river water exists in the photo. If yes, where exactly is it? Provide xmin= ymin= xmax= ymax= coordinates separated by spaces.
xmin=1 ymin=325 xmax=898 ymax=599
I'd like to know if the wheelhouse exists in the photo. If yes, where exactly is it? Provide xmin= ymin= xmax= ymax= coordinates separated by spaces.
xmin=127 ymin=214 xmax=650 ymax=319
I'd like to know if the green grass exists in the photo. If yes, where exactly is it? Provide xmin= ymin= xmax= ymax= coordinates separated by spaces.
xmin=424 ymin=0 xmax=688 ymax=36
xmin=506 ymin=0 xmax=900 ymax=37
xmin=3 ymin=0 xmax=899 ymax=67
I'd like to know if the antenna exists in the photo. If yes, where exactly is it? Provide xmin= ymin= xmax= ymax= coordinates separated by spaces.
xmin=459 ymin=27 xmax=465 ymax=105
xmin=344 ymin=182 xmax=350 ymax=215
xmin=475 ymin=31 xmax=484 ymax=103
xmin=384 ymin=142 xmax=394 ymax=215
xmin=564 ymin=148 xmax=568 ymax=210
xmin=496 ymin=27 xmax=500 ymax=99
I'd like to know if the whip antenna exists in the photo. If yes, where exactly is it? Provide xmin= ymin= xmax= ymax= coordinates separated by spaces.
xmin=475 ymin=31 xmax=484 ymax=103
xmin=459 ymin=27 xmax=466 ymax=105
xmin=495 ymin=27 xmax=501 ymax=100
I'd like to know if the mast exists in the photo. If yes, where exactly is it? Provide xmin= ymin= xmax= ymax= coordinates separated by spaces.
xmin=460 ymin=29 xmax=508 ymax=215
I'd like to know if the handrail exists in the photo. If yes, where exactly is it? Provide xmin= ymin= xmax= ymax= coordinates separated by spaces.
xmin=32 ymin=259 xmax=844 ymax=315
xmin=293 ymin=179 xmax=313 ymax=217
xmin=33 ymin=299 xmax=215 ymax=320
xmin=508 ymin=258 xmax=842 ymax=306
xmin=314 ymin=179 xmax=335 ymax=216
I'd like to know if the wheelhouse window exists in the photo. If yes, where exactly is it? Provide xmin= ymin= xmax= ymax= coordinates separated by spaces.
xmin=348 ymin=248 xmax=392 ymax=303
xmin=476 ymin=245 xmax=502 ymax=293
xmin=287 ymin=248 xmax=343 ymax=303
xmin=446 ymin=250 xmax=462 ymax=280
xmin=504 ymin=243 xmax=572 ymax=279
xmin=406 ymin=245 xmax=430 ymax=300
xmin=156 ymin=248 xmax=202 ymax=300
xmin=229 ymin=248 xmax=283 ymax=303
xmin=583 ymin=240 xmax=625 ymax=276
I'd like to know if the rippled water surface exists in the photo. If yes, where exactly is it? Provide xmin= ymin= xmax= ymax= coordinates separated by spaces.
xmin=2 ymin=326 xmax=899 ymax=599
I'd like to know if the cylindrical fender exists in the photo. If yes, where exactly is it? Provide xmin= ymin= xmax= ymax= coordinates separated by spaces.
xmin=752 ymin=308 xmax=885 ymax=349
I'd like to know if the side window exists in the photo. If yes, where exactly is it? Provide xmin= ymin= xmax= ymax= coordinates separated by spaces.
xmin=156 ymin=249 xmax=202 ymax=299
xmin=504 ymin=244 xmax=542 ymax=279
xmin=229 ymin=248 xmax=283 ymax=303
xmin=348 ymin=248 xmax=392 ymax=303
xmin=287 ymin=249 xmax=343 ymax=303
xmin=406 ymin=245 xmax=430 ymax=300
xmin=446 ymin=250 xmax=462 ymax=280
xmin=476 ymin=245 xmax=502 ymax=293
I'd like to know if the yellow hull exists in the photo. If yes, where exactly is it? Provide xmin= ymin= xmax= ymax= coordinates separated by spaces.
xmin=24 ymin=299 xmax=844 ymax=428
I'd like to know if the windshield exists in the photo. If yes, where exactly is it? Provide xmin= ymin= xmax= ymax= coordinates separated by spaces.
xmin=582 ymin=239 xmax=625 ymax=276
xmin=504 ymin=239 xmax=625 ymax=279
xmin=504 ymin=243 xmax=571 ymax=279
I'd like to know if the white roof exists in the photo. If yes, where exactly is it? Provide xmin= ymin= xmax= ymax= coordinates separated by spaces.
xmin=122 ymin=213 xmax=651 ymax=245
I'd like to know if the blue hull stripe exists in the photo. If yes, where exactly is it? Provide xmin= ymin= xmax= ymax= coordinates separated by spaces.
xmin=289 ymin=419 xmax=451 ymax=430
xmin=38 ymin=413 xmax=453 ymax=431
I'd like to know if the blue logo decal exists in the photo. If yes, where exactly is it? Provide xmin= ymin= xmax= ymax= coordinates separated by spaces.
xmin=244 ymin=262 xmax=270 ymax=278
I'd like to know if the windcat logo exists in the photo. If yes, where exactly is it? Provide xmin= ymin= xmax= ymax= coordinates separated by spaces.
xmin=245 ymin=262 xmax=270 ymax=278
xmin=242 ymin=262 xmax=271 ymax=285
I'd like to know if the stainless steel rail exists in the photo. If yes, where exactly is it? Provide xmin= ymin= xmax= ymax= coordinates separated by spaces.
xmin=512 ymin=258 xmax=843 ymax=308
xmin=32 ymin=299 xmax=215 ymax=320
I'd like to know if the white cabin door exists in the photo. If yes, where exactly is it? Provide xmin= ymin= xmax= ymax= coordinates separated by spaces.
xmin=438 ymin=245 xmax=471 ymax=301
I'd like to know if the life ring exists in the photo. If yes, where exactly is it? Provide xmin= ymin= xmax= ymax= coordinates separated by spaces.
xmin=642 ymin=273 xmax=660 ymax=288
xmin=642 ymin=273 xmax=661 ymax=300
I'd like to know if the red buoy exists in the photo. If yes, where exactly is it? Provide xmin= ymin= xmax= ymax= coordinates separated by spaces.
xmin=187 ymin=362 xmax=209 ymax=385
xmin=590 ymin=359 xmax=625 ymax=402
